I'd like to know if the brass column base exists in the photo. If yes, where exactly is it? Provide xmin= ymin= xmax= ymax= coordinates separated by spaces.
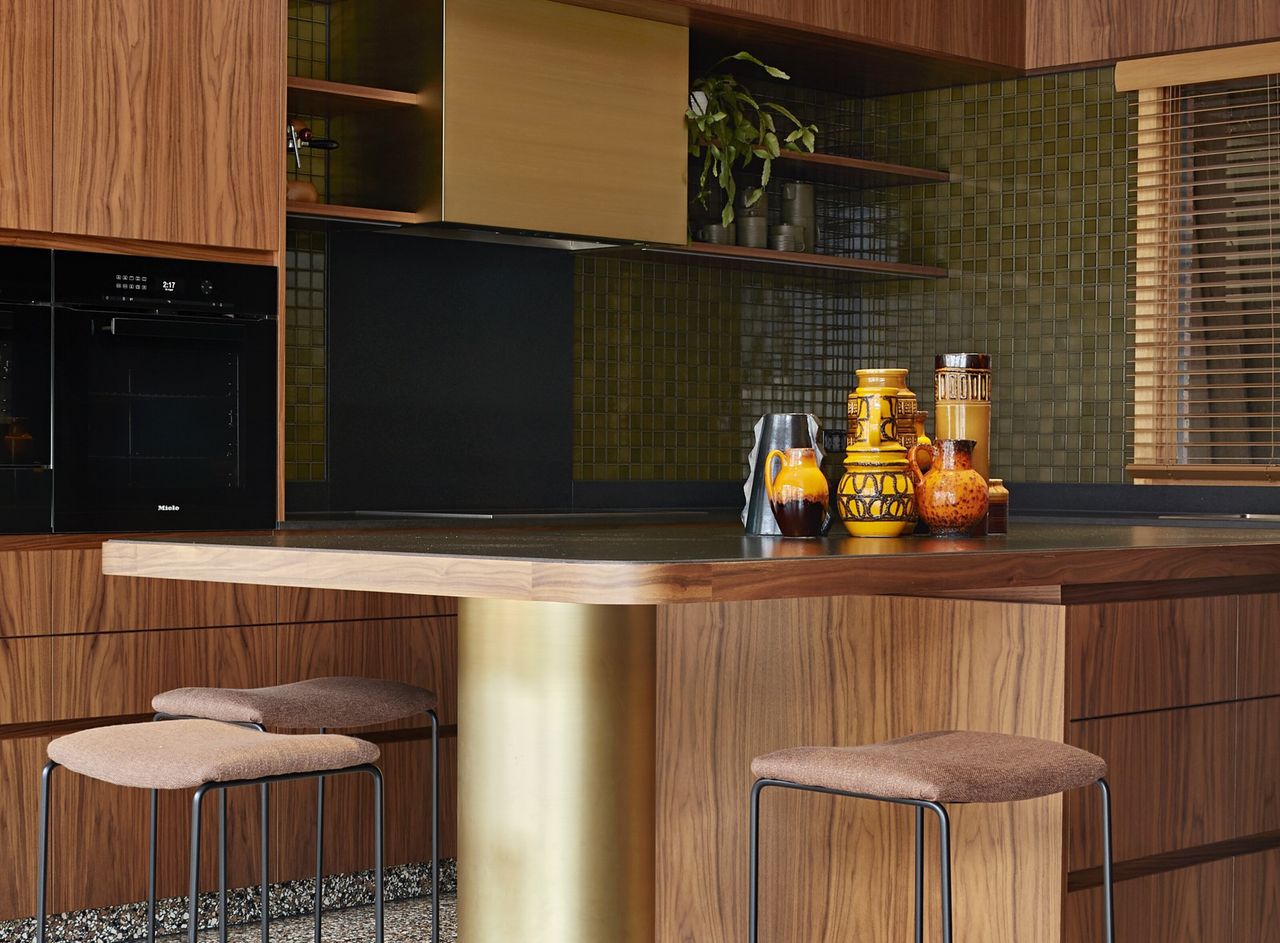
xmin=458 ymin=598 xmax=657 ymax=943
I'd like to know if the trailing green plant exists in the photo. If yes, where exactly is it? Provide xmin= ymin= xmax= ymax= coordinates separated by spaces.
xmin=687 ymin=52 xmax=819 ymax=227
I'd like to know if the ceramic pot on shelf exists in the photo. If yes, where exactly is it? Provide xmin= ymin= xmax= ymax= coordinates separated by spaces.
xmin=907 ymin=438 xmax=989 ymax=537
xmin=764 ymin=447 xmax=829 ymax=538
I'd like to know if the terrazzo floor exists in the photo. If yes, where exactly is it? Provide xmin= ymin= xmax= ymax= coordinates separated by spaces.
xmin=158 ymin=896 xmax=456 ymax=943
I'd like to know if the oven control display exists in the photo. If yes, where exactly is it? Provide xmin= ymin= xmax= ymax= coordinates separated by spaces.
xmin=113 ymin=273 xmax=148 ymax=291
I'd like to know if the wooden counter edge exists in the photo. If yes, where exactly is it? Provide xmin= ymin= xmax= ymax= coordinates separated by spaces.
xmin=102 ymin=538 xmax=1280 ymax=605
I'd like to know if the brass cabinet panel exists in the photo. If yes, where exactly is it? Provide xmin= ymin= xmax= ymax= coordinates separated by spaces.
xmin=442 ymin=0 xmax=688 ymax=244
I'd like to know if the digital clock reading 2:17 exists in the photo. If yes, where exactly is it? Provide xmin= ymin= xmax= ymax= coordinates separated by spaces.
xmin=162 ymin=279 xmax=178 ymax=292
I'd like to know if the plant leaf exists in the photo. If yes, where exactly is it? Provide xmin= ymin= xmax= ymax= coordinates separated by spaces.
xmin=760 ymin=158 xmax=771 ymax=187
xmin=764 ymin=132 xmax=780 ymax=158
xmin=724 ymin=50 xmax=790 ymax=80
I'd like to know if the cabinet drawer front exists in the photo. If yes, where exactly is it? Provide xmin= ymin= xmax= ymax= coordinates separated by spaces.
xmin=51 ymin=625 xmax=274 ymax=719
xmin=1066 ymin=704 xmax=1236 ymax=868
xmin=51 ymin=548 xmax=275 ymax=633
xmin=1064 ymin=858 xmax=1233 ymax=943
xmin=1067 ymin=596 xmax=1236 ymax=718
xmin=1239 ymin=593 xmax=1280 ymax=698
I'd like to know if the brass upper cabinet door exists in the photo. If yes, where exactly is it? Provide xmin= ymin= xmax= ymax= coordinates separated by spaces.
xmin=442 ymin=0 xmax=688 ymax=245
xmin=53 ymin=0 xmax=282 ymax=251
xmin=0 ymin=0 xmax=53 ymax=232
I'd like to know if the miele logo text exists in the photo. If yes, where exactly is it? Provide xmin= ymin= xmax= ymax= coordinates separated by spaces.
xmin=157 ymin=505 xmax=180 ymax=512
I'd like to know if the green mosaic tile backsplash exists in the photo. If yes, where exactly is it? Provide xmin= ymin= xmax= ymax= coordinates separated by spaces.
xmin=865 ymin=68 xmax=1134 ymax=484
xmin=572 ymin=67 xmax=1136 ymax=484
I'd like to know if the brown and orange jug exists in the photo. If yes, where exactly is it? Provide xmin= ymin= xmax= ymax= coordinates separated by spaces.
xmin=764 ymin=448 xmax=829 ymax=538
xmin=906 ymin=439 xmax=989 ymax=537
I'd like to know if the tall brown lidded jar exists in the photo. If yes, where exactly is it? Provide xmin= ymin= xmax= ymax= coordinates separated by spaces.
xmin=934 ymin=353 xmax=991 ymax=480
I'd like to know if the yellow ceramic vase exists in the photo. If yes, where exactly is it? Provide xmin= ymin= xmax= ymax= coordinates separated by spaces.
xmin=837 ymin=383 xmax=915 ymax=537
xmin=764 ymin=447 xmax=829 ymax=538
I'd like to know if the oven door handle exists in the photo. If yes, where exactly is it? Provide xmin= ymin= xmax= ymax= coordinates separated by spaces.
xmin=107 ymin=317 xmax=247 ymax=341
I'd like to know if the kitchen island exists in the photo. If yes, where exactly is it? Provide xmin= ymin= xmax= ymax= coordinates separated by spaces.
xmin=103 ymin=522 xmax=1280 ymax=943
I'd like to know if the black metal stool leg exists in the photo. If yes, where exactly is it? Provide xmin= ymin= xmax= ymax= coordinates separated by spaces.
xmin=315 ymin=727 xmax=326 ymax=943
xmin=189 ymin=786 xmax=210 ymax=943
xmin=370 ymin=766 xmax=386 ymax=943
xmin=927 ymin=801 xmax=953 ymax=943
xmin=914 ymin=805 xmax=925 ymax=943
xmin=36 ymin=761 xmax=56 ymax=943
xmin=429 ymin=710 xmax=440 ymax=943
xmin=260 ymin=783 xmax=270 ymax=943
xmin=219 ymin=789 xmax=229 ymax=943
xmin=1098 ymin=779 xmax=1116 ymax=943
xmin=747 ymin=779 xmax=766 ymax=943
xmin=149 ymin=789 xmax=158 ymax=943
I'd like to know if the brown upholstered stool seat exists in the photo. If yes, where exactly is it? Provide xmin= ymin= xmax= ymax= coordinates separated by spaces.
xmin=152 ymin=676 xmax=437 ymax=730
xmin=751 ymin=730 xmax=1107 ymax=804
xmin=47 ymin=719 xmax=380 ymax=790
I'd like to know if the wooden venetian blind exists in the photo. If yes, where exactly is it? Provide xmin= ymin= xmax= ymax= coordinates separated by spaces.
xmin=1118 ymin=44 xmax=1280 ymax=483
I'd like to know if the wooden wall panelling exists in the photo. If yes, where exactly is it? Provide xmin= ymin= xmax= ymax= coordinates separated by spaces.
xmin=48 ymin=762 xmax=264 ymax=911
xmin=1026 ymin=0 xmax=1280 ymax=71
xmin=1066 ymin=703 xmax=1237 ymax=869
xmin=51 ymin=548 xmax=276 ymax=634
xmin=0 ymin=550 xmax=53 ymax=637
xmin=52 ymin=0 xmax=282 ymax=251
xmin=1065 ymin=596 xmax=1237 ymax=719
xmin=0 ymin=737 xmax=48 ymax=920
xmin=656 ymin=596 xmax=1066 ymax=943
xmin=270 ymin=617 xmax=459 ymax=883
xmin=683 ymin=0 xmax=1025 ymax=68
xmin=0 ymin=636 xmax=52 ymax=724
xmin=50 ymin=624 xmax=275 ymax=720
xmin=1236 ymin=697 xmax=1280 ymax=837
xmin=1238 ymin=593 xmax=1280 ymax=698
xmin=276 ymin=586 xmax=457 ymax=624
xmin=1063 ymin=858 xmax=1235 ymax=943
xmin=0 ymin=0 xmax=52 ymax=231
xmin=1236 ymin=848 xmax=1280 ymax=941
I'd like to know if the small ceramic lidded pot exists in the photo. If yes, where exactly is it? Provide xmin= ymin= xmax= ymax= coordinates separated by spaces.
xmin=906 ymin=439 xmax=989 ymax=537
xmin=764 ymin=448 xmax=829 ymax=538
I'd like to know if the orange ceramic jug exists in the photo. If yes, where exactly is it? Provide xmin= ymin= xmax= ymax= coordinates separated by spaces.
xmin=764 ymin=447 xmax=829 ymax=538
xmin=906 ymin=439 xmax=988 ymax=537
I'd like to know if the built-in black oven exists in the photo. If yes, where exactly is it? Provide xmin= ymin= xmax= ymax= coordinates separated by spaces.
xmin=0 ymin=247 xmax=53 ymax=532
xmin=52 ymin=250 xmax=277 ymax=532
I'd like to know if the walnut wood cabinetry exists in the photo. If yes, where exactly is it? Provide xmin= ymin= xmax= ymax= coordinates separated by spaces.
xmin=52 ymin=0 xmax=283 ymax=251
xmin=0 ymin=0 xmax=52 ymax=232
xmin=0 ymin=545 xmax=457 ymax=920
xmin=1062 ymin=593 xmax=1280 ymax=942
xmin=1025 ymin=0 xmax=1280 ymax=70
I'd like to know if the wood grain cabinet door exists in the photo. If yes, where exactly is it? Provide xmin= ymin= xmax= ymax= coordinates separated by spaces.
xmin=52 ymin=0 xmax=282 ymax=250
xmin=442 ymin=0 xmax=688 ymax=244
xmin=0 ymin=0 xmax=53 ymax=232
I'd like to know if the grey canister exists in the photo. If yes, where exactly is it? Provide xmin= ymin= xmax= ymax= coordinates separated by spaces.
xmin=743 ymin=412 xmax=825 ymax=536
xmin=782 ymin=181 xmax=818 ymax=253
xmin=738 ymin=216 xmax=769 ymax=249
xmin=770 ymin=222 xmax=805 ymax=252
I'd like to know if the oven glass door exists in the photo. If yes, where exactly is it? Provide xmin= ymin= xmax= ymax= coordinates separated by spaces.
xmin=0 ymin=302 xmax=53 ymax=532
xmin=53 ymin=306 xmax=276 ymax=531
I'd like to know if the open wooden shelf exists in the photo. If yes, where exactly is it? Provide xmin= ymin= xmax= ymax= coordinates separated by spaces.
xmin=775 ymin=151 xmax=950 ymax=188
xmin=603 ymin=241 xmax=947 ymax=279
xmin=286 ymin=201 xmax=425 ymax=226
xmin=286 ymin=76 xmax=421 ymax=115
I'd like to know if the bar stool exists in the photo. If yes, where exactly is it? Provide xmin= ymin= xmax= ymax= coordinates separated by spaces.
xmin=36 ymin=719 xmax=384 ymax=943
xmin=749 ymin=730 xmax=1115 ymax=943
xmin=151 ymin=676 xmax=440 ymax=943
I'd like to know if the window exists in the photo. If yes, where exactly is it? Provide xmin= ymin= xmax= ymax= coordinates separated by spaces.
xmin=1118 ymin=44 xmax=1280 ymax=483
